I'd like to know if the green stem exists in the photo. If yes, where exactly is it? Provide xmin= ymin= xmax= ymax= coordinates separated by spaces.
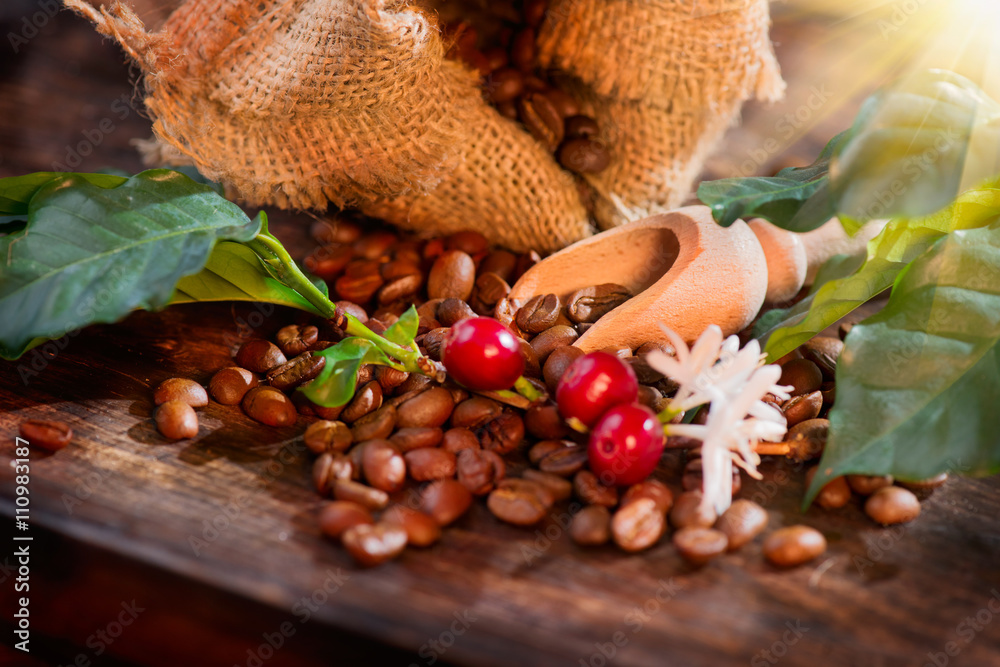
xmin=513 ymin=376 xmax=545 ymax=403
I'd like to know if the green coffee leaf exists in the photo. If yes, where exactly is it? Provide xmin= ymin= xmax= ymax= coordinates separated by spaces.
xmin=696 ymin=132 xmax=845 ymax=231
xmin=383 ymin=305 xmax=420 ymax=347
xmin=805 ymin=220 xmax=1000 ymax=506
xmin=0 ymin=170 xmax=260 ymax=359
xmin=170 ymin=241 xmax=325 ymax=314
xmin=302 ymin=338 xmax=392 ymax=407
xmin=762 ymin=185 xmax=1000 ymax=362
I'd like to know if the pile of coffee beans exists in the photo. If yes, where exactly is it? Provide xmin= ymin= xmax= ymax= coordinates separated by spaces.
xmin=443 ymin=1 xmax=610 ymax=176
xmin=144 ymin=218 xmax=947 ymax=568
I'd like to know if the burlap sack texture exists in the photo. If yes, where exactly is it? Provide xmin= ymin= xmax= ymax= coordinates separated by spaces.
xmin=537 ymin=0 xmax=785 ymax=229
xmin=64 ymin=0 xmax=781 ymax=252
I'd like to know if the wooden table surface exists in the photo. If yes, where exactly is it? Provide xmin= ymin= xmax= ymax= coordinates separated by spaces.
xmin=2 ymin=6 xmax=1000 ymax=667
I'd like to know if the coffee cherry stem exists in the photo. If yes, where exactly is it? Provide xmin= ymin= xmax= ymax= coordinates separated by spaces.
xmin=513 ymin=375 xmax=546 ymax=404
xmin=246 ymin=230 xmax=429 ymax=374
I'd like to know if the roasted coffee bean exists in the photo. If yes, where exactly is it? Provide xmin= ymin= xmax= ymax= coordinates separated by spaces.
xmin=365 ymin=319 xmax=389 ymax=336
xmin=350 ymin=404 xmax=397 ymax=442
xmin=515 ymin=293 xmax=561 ymax=334
xmin=542 ymin=88 xmax=579 ymax=119
xmin=865 ymin=486 xmax=921 ymax=525
xmin=451 ymin=396 xmax=503 ymax=429
xmin=486 ymin=67 xmax=524 ymax=104
xmin=538 ymin=443 xmax=589 ymax=477
xmin=626 ymin=356 xmax=664 ymax=385
xmin=419 ymin=328 xmax=452 ymax=361
xmin=528 ymin=439 xmax=566 ymax=464
xmin=380 ymin=257 xmax=422 ymax=282
xmin=242 ymin=387 xmax=297 ymax=427
xmin=421 ymin=479 xmax=474 ymax=526
xmin=19 ymin=419 xmax=73 ymax=451
xmin=782 ymin=391 xmax=823 ymax=427
xmin=487 ymin=478 xmax=551 ymax=526
xmin=602 ymin=345 xmax=632 ymax=359
xmin=493 ymin=297 xmax=523 ymax=336
xmin=319 ymin=501 xmax=373 ymax=540
xmin=558 ymin=138 xmax=610 ymax=174
xmin=154 ymin=378 xmax=208 ymax=407
xmin=209 ymin=367 xmax=259 ymax=405
xmin=637 ymin=385 xmax=662 ymax=411
xmin=787 ymin=418 xmax=829 ymax=461
xmin=670 ymin=491 xmax=717 ymax=529
xmin=479 ymin=251 xmax=518 ymax=282
xmin=267 ymin=352 xmax=325 ymax=392
xmin=276 ymin=324 xmax=319 ymax=356
xmin=470 ymin=272 xmax=512 ymax=316
xmin=524 ymin=404 xmax=570 ymax=440
xmin=523 ymin=0 xmax=548 ymax=27
xmin=715 ymin=499 xmax=768 ymax=550
xmin=304 ymin=420 xmax=353 ymax=455
xmin=482 ymin=45 xmax=509 ymax=72
xmin=390 ymin=427 xmax=443 ymax=452
xmin=361 ymin=440 xmax=406 ymax=492
xmin=897 ymin=473 xmax=949 ymax=493
xmin=763 ymin=526 xmax=827 ymax=567
xmin=397 ymin=387 xmax=455 ymax=428
xmin=518 ymin=93 xmax=564 ymax=151
xmin=428 ymin=250 xmax=476 ymax=300
xmin=802 ymin=336 xmax=843 ymax=380
xmin=522 ymin=469 xmax=572 ymax=502
xmin=333 ymin=479 xmax=389 ymax=510
xmin=571 ymin=505 xmax=611 ymax=546
xmin=377 ymin=274 xmax=423 ymax=306
xmin=612 ymin=498 xmax=665 ymax=552
xmin=566 ymin=284 xmax=631 ymax=323
xmin=457 ymin=448 xmax=506 ymax=495
xmin=846 ymin=474 xmax=894 ymax=496
xmin=352 ymin=230 xmax=397 ymax=259
xmin=339 ymin=381 xmax=382 ymax=423
xmin=479 ymin=411 xmax=525 ymax=454
xmin=382 ymin=505 xmax=441 ymax=547
xmin=335 ymin=271 xmax=384 ymax=305
xmin=839 ymin=321 xmax=855 ymax=340
xmin=779 ymin=358 xmax=823 ymax=396
xmin=155 ymin=400 xmax=199 ymax=440
xmin=437 ymin=298 xmax=477 ymax=327
xmin=442 ymin=427 xmax=480 ymax=454
xmin=236 ymin=339 xmax=287 ymax=373
xmin=442 ymin=230 xmax=487 ymax=255
xmin=673 ymin=527 xmax=728 ymax=565
xmin=510 ymin=27 xmax=536 ymax=71
xmin=530 ymin=325 xmax=578 ymax=363
xmin=620 ymin=480 xmax=673 ymax=514
xmin=681 ymin=458 xmax=741 ymax=495
xmin=519 ymin=338 xmax=542 ymax=378
xmin=313 ymin=452 xmax=353 ymax=495
xmin=543 ymin=345 xmax=584 ymax=393
xmin=336 ymin=300 xmax=369 ymax=324
xmin=805 ymin=467 xmax=851 ymax=509
xmin=342 ymin=522 xmax=408 ymax=567
xmin=373 ymin=366 xmax=408 ymax=395
xmin=564 ymin=114 xmax=600 ymax=140
xmin=405 ymin=447 xmax=457 ymax=481
xmin=574 ymin=470 xmax=618 ymax=507
xmin=304 ymin=245 xmax=353 ymax=280
xmin=417 ymin=298 xmax=444 ymax=332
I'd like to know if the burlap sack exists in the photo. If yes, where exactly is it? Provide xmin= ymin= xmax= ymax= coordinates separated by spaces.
xmin=64 ymin=0 xmax=781 ymax=251
xmin=538 ymin=0 xmax=785 ymax=229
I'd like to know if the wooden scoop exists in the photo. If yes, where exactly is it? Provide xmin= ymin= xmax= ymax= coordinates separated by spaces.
xmin=509 ymin=206 xmax=772 ymax=352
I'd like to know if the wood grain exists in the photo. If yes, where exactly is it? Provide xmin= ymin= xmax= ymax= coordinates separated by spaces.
xmin=2 ymin=9 xmax=1000 ymax=667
